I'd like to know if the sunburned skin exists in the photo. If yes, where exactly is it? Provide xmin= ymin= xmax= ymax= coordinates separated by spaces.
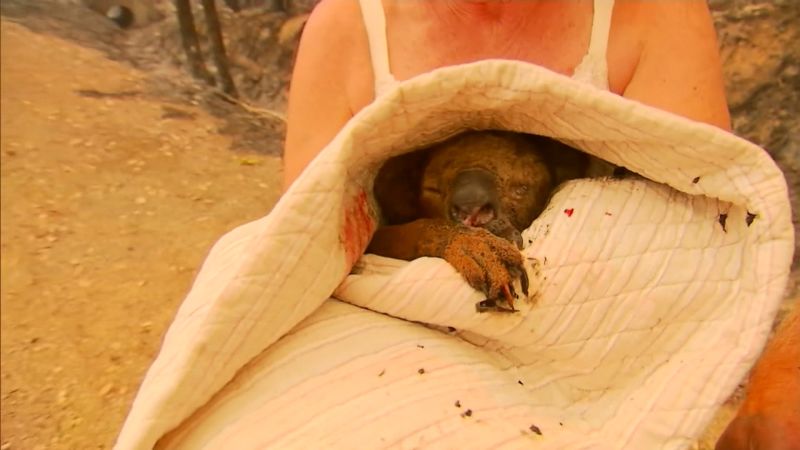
xmin=369 ymin=130 xmax=587 ymax=311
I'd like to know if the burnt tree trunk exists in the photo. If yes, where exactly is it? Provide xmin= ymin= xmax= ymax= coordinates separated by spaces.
xmin=200 ymin=0 xmax=238 ymax=98
xmin=174 ymin=0 xmax=214 ymax=85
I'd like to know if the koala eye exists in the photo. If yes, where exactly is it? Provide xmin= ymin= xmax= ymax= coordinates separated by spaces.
xmin=511 ymin=184 xmax=529 ymax=197
xmin=423 ymin=186 xmax=442 ymax=196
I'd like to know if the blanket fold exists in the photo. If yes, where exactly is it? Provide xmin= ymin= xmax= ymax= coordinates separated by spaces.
xmin=115 ymin=60 xmax=793 ymax=450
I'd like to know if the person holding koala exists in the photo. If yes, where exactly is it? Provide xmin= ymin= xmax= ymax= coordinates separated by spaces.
xmin=281 ymin=2 xmax=795 ymax=449
xmin=282 ymin=0 xmax=731 ymax=189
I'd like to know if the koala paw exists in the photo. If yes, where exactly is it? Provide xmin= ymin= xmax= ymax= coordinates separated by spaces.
xmin=441 ymin=226 xmax=529 ymax=309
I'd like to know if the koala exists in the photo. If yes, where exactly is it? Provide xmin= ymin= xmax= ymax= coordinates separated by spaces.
xmin=368 ymin=130 xmax=587 ymax=311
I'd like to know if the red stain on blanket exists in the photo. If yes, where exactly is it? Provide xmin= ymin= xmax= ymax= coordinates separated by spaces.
xmin=341 ymin=190 xmax=376 ymax=267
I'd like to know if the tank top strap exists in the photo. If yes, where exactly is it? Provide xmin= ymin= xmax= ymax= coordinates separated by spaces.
xmin=572 ymin=0 xmax=615 ymax=90
xmin=357 ymin=0 xmax=399 ymax=98
xmin=358 ymin=0 xmax=613 ymax=94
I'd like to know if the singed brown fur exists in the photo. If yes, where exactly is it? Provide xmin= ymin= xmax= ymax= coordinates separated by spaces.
xmin=369 ymin=131 xmax=587 ymax=303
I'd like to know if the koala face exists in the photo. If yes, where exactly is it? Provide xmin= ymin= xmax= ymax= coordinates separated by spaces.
xmin=419 ymin=131 xmax=555 ymax=233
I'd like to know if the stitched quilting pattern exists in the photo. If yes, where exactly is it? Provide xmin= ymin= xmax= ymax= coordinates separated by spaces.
xmin=115 ymin=61 xmax=793 ymax=450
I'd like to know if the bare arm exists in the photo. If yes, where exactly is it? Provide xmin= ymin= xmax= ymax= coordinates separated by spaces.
xmin=284 ymin=0 xmax=731 ymax=191
xmin=282 ymin=0 xmax=369 ymax=190
xmin=623 ymin=1 xmax=731 ymax=130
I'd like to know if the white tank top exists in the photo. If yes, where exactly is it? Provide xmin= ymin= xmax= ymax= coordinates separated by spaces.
xmin=358 ymin=0 xmax=616 ymax=97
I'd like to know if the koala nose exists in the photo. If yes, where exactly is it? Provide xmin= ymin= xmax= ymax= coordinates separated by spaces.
xmin=449 ymin=170 xmax=498 ymax=227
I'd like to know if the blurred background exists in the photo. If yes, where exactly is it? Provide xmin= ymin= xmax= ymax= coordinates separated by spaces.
xmin=0 ymin=1 xmax=797 ymax=448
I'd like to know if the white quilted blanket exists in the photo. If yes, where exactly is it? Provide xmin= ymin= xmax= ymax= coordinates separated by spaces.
xmin=115 ymin=61 xmax=794 ymax=450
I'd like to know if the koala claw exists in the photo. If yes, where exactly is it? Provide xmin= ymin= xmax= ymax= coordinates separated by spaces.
xmin=440 ymin=226 xmax=528 ymax=309
xmin=475 ymin=298 xmax=518 ymax=313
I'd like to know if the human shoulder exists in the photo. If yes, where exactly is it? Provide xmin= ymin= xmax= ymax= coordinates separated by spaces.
xmin=635 ymin=0 xmax=718 ymax=37
xmin=295 ymin=0 xmax=373 ymax=112
xmin=620 ymin=0 xmax=731 ymax=129
xmin=302 ymin=0 xmax=363 ymax=48
xmin=283 ymin=0 xmax=373 ymax=188
xmin=299 ymin=0 xmax=365 ymax=74
xmin=610 ymin=0 xmax=718 ymax=50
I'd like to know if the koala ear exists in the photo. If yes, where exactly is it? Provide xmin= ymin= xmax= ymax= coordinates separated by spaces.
xmin=528 ymin=136 xmax=590 ymax=185
xmin=373 ymin=149 xmax=431 ymax=225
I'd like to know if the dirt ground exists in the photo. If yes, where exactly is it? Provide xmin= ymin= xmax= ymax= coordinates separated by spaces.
xmin=0 ymin=6 xmax=796 ymax=450
xmin=0 ymin=19 xmax=282 ymax=449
